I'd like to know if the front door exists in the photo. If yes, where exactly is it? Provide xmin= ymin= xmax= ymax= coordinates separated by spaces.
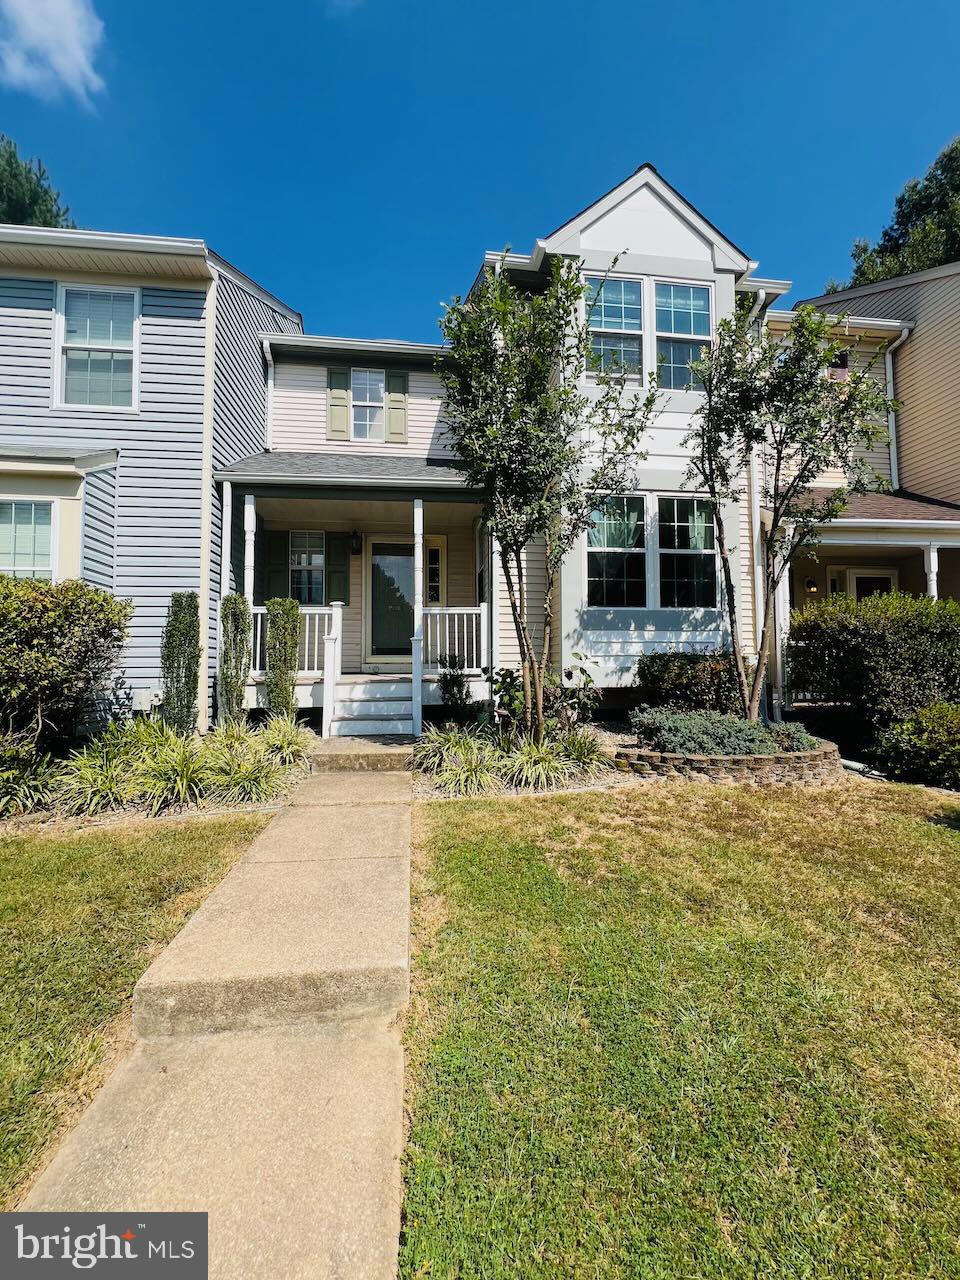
xmin=369 ymin=540 xmax=414 ymax=660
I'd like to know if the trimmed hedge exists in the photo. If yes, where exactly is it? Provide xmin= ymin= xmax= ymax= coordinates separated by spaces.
xmin=629 ymin=707 xmax=816 ymax=757
xmin=0 ymin=576 xmax=132 ymax=744
xmin=632 ymin=650 xmax=741 ymax=713
xmin=787 ymin=592 xmax=960 ymax=739
xmin=160 ymin=591 xmax=201 ymax=735
xmin=875 ymin=702 xmax=960 ymax=789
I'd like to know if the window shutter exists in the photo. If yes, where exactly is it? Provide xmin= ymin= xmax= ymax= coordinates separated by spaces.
xmin=325 ymin=532 xmax=351 ymax=605
xmin=327 ymin=368 xmax=350 ymax=441
xmin=259 ymin=530 xmax=290 ymax=603
xmin=385 ymin=371 xmax=408 ymax=444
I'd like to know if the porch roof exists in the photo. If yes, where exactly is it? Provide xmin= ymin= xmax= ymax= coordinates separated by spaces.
xmin=815 ymin=490 xmax=960 ymax=524
xmin=216 ymin=450 xmax=475 ymax=492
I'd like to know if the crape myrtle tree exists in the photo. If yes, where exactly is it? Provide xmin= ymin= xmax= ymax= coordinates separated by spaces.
xmin=683 ymin=305 xmax=894 ymax=720
xmin=438 ymin=254 xmax=660 ymax=743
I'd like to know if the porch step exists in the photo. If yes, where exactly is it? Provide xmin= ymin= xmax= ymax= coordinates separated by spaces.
xmin=336 ymin=678 xmax=413 ymax=701
xmin=330 ymin=717 xmax=415 ymax=737
xmin=337 ymin=699 xmax=413 ymax=718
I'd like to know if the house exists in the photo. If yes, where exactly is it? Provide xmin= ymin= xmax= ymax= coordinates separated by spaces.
xmin=0 ymin=225 xmax=302 ymax=731
xmin=7 ymin=170 xmax=960 ymax=736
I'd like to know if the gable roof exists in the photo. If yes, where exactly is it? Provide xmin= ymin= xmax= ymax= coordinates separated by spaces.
xmin=537 ymin=163 xmax=753 ymax=273
xmin=801 ymin=259 xmax=960 ymax=310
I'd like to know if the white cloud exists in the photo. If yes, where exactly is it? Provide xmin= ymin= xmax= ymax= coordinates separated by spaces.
xmin=0 ymin=0 xmax=105 ymax=106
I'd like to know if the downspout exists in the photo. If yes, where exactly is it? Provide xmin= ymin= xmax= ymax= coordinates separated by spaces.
xmin=884 ymin=326 xmax=910 ymax=491
xmin=262 ymin=339 xmax=275 ymax=452
xmin=197 ymin=271 xmax=219 ymax=734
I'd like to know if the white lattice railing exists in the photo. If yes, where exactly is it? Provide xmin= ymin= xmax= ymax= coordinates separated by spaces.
xmin=422 ymin=606 xmax=487 ymax=675
xmin=250 ymin=605 xmax=336 ymax=676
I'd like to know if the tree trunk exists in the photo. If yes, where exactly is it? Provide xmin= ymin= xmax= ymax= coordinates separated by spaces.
xmin=713 ymin=508 xmax=751 ymax=718
xmin=748 ymin=552 xmax=777 ymax=721
xmin=499 ymin=546 xmax=533 ymax=736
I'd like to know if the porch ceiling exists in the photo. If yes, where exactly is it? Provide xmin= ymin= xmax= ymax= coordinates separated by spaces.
xmin=255 ymin=496 xmax=481 ymax=531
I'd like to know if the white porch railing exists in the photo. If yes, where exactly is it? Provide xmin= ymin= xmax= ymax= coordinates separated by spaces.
xmin=422 ymin=606 xmax=488 ymax=675
xmin=250 ymin=605 xmax=336 ymax=676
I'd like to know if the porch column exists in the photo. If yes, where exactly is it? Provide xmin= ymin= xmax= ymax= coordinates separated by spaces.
xmin=924 ymin=543 xmax=940 ymax=599
xmin=220 ymin=480 xmax=232 ymax=598
xmin=412 ymin=497 xmax=424 ymax=735
xmin=243 ymin=493 xmax=256 ymax=604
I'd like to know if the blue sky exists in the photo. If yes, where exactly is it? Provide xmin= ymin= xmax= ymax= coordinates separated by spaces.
xmin=1 ymin=0 xmax=957 ymax=338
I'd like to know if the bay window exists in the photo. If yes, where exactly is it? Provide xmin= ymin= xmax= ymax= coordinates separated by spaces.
xmin=587 ymin=496 xmax=645 ymax=607
xmin=658 ymin=497 xmax=716 ymax=607
xmin=586 ymin=277 xmax=642 ymax=373
xmin=0 ymin=500 xmax=53 ymax=579
xmin=59 ymin=286 xmax=137 ymax=408
xmin=655 ymin=283 xmax=710 ymax=390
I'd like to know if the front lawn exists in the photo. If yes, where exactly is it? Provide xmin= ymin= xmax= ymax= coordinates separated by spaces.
xmin=402 ymin=781 xmax=960 ymax=1278
xmin=0 ymin=814 xmax=268 ymax=1205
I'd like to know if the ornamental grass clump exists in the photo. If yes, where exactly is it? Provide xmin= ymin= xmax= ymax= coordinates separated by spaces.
xmin=0 ymin=734 xmax=58 ymax=817
xmin=497 ymin=738 xmax=574 ymax=792
xmin=414 ymin=723 xmax=610 ymax=796
xmin=204 ymin=735 xmax=283 ymax=806
xmin=260 ymin=713 xmax=313 ymax=766
xmin=630 ymin=707 xmax=816 ymax=757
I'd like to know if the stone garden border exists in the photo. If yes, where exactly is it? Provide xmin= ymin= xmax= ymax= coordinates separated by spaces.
xmin=614 ymin=739 xmax=843 ymax=786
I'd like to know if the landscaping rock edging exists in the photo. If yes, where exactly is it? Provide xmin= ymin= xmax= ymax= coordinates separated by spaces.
xmin=613 ymin=739 xmax=843 ymax=786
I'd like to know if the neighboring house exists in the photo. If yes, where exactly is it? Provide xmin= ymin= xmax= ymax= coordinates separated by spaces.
xmin=7 ymin=171 xmax=959 ymax=737
xmin=0 ymin=225 xmax=302 ymax=730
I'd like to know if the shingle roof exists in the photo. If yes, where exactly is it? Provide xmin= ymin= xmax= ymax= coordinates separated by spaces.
xmin=215 ymin=450 xmax=472 ymax=487
xmin=809 ymin=489 xmax=960 ymax=523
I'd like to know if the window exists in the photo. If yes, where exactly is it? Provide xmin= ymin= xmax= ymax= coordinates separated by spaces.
xmin=587 ymin=496 xmax=645 ymax=607
xmin=290 ymin=531 xmax=324 ymax=604
xmin=586 ymin=277 xmax=642 ymax=373
xmin=658 ymin=497 xmax=716 ymax=607
xmin=427 ymin=545 xmax=442 ymax=605
xmin=59 ymin=287 xmax=136 ymax=408
xmin=655 ymin=283 xmax=710 ymax=390
xmin=0 ymin=500 xmax=53 ymax=579
xmin=351 ymin=368 xmax=385 ymax=440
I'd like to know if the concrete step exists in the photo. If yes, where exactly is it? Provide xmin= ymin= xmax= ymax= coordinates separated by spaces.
xmin=307 ymin=742 xmax=414 ymax=772
xmin=22 ymin=1024 xmax=404 ymax=1280
xmin=335 ymin=698 xmax=412 ymax=718
xmin=336 ymin=679 xmax=412 ymax=700
xmin=330 ymin=717 xmax=414 ymax=737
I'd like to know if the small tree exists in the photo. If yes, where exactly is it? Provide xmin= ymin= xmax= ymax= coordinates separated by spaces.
xmin=218 ymin=593 xmax=252 ymax=723
xmin=264 ymin=597 xmax=300 ymax=718
xmin=160 ymin=591 xmax=201 ymax=734
xmin=684 ymin=305 xmax=894 ymax=720
xmin=439 ymin=255 xmax=660 ymax=742
xmin=0 ymin=135 xmax=73 ymax=227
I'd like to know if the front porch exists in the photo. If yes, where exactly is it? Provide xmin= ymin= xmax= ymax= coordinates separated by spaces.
xmin=219 ymin=476 xmax=491 ymax=736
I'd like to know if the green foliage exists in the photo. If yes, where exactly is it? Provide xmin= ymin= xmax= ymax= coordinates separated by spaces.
xmin=553 ymin=727 xmax=609 ymax=776
xmin=436 ymin=655 xmax=474 ymax=712
xmin=0 ymin=135 xmax=73 ymax=227
xmin=135 ymin=736 xmax=210 ymax=815
xmin=788 ymin=591 xmax=960 ymax=740
xmin=0 ymin=577 xmax=132 ymax=745
xmin=491 ymin=660 xmax=597 ymax=740
xmin=633 ymin=650 xmax=742 ymax=713
xmin=204 ymin=734 xmax=283 ymax=806
xmin=414 ymin=722 xmax=610 ymax=795
xmin=630 ymin=707 xmax=816 ymax=757
xmin=439 ymin=254 xmax=660 ymax=740
xmin=875 ymin=702 xmax=960 ymax=789
xmin=264 ymin=597 xmax=301 ymax=718
xmin=836 ymin=138 xmax=960 ymax=288
xmin=684 ymin=305 xmax=895 ymax=719
xmin=160 ymin=592 xmax=201 ymax=735
xmin=218 ymin=593 xmax=252 ymax=724
xmin=260 ymin=713 xmax=313 ymax=766
xmin=0 ymin=735 xmax=57 ymax=816
xmin=57 ymin=738 xmax=132 ymax=816
xmin=436 ymin=735 xmax=505 ymax=798
xmin=498 ymin=738 xmax=574 ymax=791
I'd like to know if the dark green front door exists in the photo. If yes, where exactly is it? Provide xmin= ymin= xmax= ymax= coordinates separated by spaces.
xmin=370 ymin=541 xmax=414 ymax=656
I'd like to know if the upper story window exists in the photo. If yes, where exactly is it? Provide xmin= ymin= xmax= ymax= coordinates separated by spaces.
xmin=655 ymin=283 xmax=710 ymax=390
xmin=0 ymin=500 xmax=53 ymax=579
xmin=351 ymin=369 xmax=385 ymax=441
xmin=59 ymin=287 xmax=137 ymax=409
xmin=290 ymin=530 xmax=325 ymax=604
xmin=585 ymin=277 xmax=642 ymax=373
xmin=587 ymin=496 xmax=646 ymax=607
xmin=658 ymin=496 xmax=716 ymax=606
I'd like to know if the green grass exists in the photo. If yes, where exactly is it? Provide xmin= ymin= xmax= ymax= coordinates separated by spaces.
xmin=0 ymin=814 xmax=267 ymax=1205
xmin=402 ymin=781 xmax=960 ymax=1279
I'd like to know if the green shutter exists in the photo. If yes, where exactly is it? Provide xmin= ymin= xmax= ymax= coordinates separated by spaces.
xmin=325 ymin=532 xmax=351 ymax=605
xmin=327 ymin=368 xmax=350 ymax=441
xmin=260 ymin=530 xmax=290 ymax=603
xmin=385 ymin=370 xmax=408 ymax=444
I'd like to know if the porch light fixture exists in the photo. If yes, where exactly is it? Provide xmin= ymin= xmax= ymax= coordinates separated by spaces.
xmin=350 ymin=530 xmax=362 ymax=555
xmin=804 ymin=578 xmax=818 ymax=594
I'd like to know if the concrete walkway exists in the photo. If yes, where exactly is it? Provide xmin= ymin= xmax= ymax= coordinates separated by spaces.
xmin=23 ymin=759 xmax=412 ymax=1280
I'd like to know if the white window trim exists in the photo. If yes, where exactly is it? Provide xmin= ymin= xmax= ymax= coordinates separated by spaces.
xmin=51 ymin=281 xmax=141 ymax=414
xmin=0 ymin=495 xmax=60 ymax=582
xmin=289 ymin=528 xmax=326 ymax=604
xmin=586 ymin=494 xmax=648 ymax=609
xmin=584 ymin=273 xmax=644 ymax=382
xmin=585 ymin=490 xmax=721 ymax=611
xmin=350 ymin=367 xmax=386 ymax=443
xmin=845 ymin=566 xmax=899 ymax=597
xmin=653 ymin=277 xmax=714 ymax=391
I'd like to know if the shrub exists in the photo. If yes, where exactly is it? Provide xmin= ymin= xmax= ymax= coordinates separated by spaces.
xmin=0 ymin=576 xmax=132 ymax=744
xmin=265 ymin=597 xmax=301 ymax=718
xmin=632 ymin=650 xmax=742 ymax=713
xmin=554 ymin=727 xmax=609 ymax=776
xmin=490 ymin=659 xmax=597 ymax=739
xmin=134 ymin=736 xmax=210 ymax=814
xmin=771 ymin=721 xmax=819 ymax=753
xmin=498 ymin=739 xmax=574 ymax=791
xmin=57 ymin=738 xmax=132 ymax=816
xmin=160 ymin=591 xmax=201 ymax=735
xmin=787 ymin=592 xmax=960 ymax=740
xmin=875 ymin=702 xmax=960 ymax=789
xmin=260 ymin=713 xmax=313 ymax=766
xmin=0 ymin=734 xmax=58 ymax=816
xmin=204 ymin=735 xmax=283 ymax=805
xmin=219 ymin=593 xmax=252 ymax=724
xmin=629 ymin=708 xmax=816 ymax=757
xmin=436 ymin=655 xmax=474 ymax=712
